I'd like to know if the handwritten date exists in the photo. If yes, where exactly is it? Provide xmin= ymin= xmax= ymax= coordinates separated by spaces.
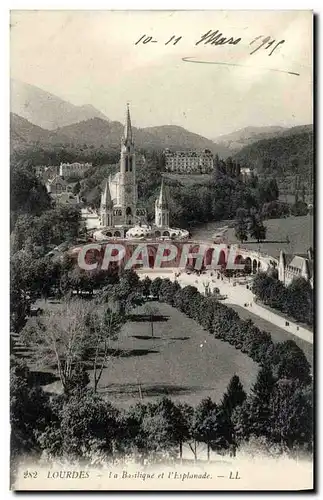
xmin=135 ymin=30 xmax=285 ymax=56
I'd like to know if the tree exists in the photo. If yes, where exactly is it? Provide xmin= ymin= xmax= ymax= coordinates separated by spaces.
xmin=150 ymin=277 xmax=163 ymax=298
xmin=193 ymin=398 xmax=218 ymax=461
xmin=21 ymin=300 xmax=99 ymax=394
xmin=216 ymin=375 xmax=247 ymax=450
xmin=85 ymin=306 xmax=124 ymax=392
xmin=121 ymin=402 xmax=149 ymax=457
xmin=141 ymin=398 xmax=189 ymax=459
xmin=10 ymin=357 xmax=52 ymax=457
xmin=285 ymin=278 xmax=313 ymax=325
xmin=10 ymin=250 xmax=61 ymax=331
xmin=143 ymin=303 xmax=159 ymax=338
xmin=10 ymin=162 xmax=51 ymax=226
xmin=269 ymin=379 xmax=313 ymax=450
xmin=101 ymin=271 xmax=143 ymax=316
xmin=39 ymin=390 xmax=120 ymax=458
xmin=142 ymin=276 xmax=152 ymax=299
xmin=176 ymin=403 xmax=194 ymax=461
xmin=269 ymin=340 xmax=311 ymax=385
xmin=221 ymin=375 xmax=247 ymax=418
xmin=72 ymin=181 xmax=81 ymax=195
xmin=258 ymin=178 xmax=279 ymax=203
xmin=234 ymin=208 xmax=249 ymax=243
xmin=290 ymin=200 xmax=308 ymax=217
xmin=11 ymin=205 xmax=82 ymax=253
xmin=233 ymin=365 xmax=275 ymax=441
xmin=158 ymin=279 xmax=178 ymax=305
xmin=248 ymin=213 xmax=267 ymax=242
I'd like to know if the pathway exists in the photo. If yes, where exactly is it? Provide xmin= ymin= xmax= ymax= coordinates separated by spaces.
xmin=137 ymin=269 xmax=313 ymax=345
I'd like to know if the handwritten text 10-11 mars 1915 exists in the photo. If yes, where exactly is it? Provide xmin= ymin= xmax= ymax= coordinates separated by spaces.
xmin=135 ymin=29 xmax=285 ymax=57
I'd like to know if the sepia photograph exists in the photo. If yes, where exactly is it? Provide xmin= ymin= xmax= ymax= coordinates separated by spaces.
xmin=9 ymin=9 xmax=314 ymax=491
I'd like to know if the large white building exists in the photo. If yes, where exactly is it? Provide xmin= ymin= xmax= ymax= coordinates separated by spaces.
xmin=94 ymin=105 xmax=189 ymax=241
xmin=59 ymin=162 xmax=92 ymax=178
xmin=164 ymin=149 xmax=214 ymax=174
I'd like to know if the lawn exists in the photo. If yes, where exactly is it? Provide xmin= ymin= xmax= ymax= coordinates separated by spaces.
xmin=192 ymin=215 xmax=314 ymax=258
xmin=228 ymin=304 xmax=313 ymax=366
xmin=24 ymin=301 xmax=259 ymax=408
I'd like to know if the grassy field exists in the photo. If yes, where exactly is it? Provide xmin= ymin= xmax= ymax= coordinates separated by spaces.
xmin=20 ymin=301 xmax=259 ymax=408
xmin=192 ymin=215 xmax=314 ymax=258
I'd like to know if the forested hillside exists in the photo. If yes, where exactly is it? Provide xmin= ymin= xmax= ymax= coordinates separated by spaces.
xmin=234 ymin=130 xmax=314 ymax=195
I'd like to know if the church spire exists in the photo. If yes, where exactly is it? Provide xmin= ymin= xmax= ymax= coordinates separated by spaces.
xmin=123 ymin=102 xmax=133 ymax=144
xmin=157 ymin=178 xmax=168 ymax=208
xmin=101 ymin=180 xmax=113 ymax=208
xmin=155 ymin=178 xmax=169 ymax=228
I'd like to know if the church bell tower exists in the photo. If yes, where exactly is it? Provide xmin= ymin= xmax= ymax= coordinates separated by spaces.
xmin=155 ymin=179 xmax=169 ymax=228
xmin=119 ymin=103 xmax=137 ymax=225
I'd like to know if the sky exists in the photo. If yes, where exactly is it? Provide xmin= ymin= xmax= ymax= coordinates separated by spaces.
xmin=10 ymin=10 xmax=313 ymax=138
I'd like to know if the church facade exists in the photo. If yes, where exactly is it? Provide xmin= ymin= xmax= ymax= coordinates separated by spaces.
xmin=96 ymin=105 xmax=189 ymax=241
xmin=100 ymin=104 xmax=146 ymax=231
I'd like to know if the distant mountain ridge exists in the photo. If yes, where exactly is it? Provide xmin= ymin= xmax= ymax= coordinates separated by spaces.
xmin=10 ymin=80 xmax=313 ymax=160
xmin=213 ymin=125 xmax=313 ymax=152
xmin=11 ymin=79 xmax=110 ymax=130
xmin=10 ymin=113 xmax=232 ymax=156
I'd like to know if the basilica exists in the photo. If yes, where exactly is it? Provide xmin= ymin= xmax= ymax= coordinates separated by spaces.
xmin=93 ymin=105 xmax=189 ymax=241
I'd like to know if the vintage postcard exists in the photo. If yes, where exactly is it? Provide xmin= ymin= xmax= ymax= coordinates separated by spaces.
xmin=10 ymin=10 xmax=314 ymax=491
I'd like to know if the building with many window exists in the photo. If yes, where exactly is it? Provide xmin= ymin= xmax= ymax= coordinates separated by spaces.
xmin=164 ymin=149 xmax=214 ymax=174
xmin=59 ymin=162 xmax=92 ymax=178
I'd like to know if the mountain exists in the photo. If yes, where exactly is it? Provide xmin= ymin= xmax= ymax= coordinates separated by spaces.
xmin=43 ymin=118 xmax=231 ymax=155
xmin=10 ymin=79 xmax=109 ymax=130
xmin=136 ymin=125 xmax=230 ymax=156
xmin=10 ymin=113 xmax=70 ymax=148
xmin=279 ymin=124 xmax=313 ymax=137
xmin=233 ymin=127 xmax=313 ymax=180
xmin=213 ymin=126 xmax=288 ymax=152
xmin=10 ymin=113 xmax=232 ymax=159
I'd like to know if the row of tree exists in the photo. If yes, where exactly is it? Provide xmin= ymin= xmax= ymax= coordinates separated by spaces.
xmin=144 ymin=277 xmax=312 ymax=386
xmin=11 ymin=356 xmax=313 ymax=465
xmin=252 ymin=273 xmax=313 ymax=326
xmin=13 ymin=266 xmax=312 ymax=390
